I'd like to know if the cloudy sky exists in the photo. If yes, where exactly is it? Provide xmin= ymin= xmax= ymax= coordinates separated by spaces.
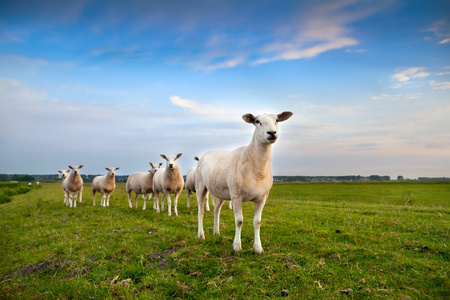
xmin=0 ymin=0 xmax=449 ymax=179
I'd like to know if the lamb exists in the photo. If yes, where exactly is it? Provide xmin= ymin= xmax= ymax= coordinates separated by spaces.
xmin=63 ymin=165 xmax=84 ymax=208
xmin=196 ymin=111 xmax=293 ymax=254
xmin=58 ymin=169 xmax=70 ymax=205
xmin=153 ymin=153 xmax=184 ymax=216
xmin=92 ymin=167 xmax=120 ymax=207
xmin=126 ymin=162 xmax=162 ymax=210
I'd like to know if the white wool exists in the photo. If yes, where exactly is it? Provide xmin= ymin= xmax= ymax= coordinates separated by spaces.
xmin=92 ymin=167 xmax=119 ymax=207
xmin=126 ymin=162 xmax=162 ymax=210
xmin=196 ymin=111 xmax=293 ymax=254
xmin=153 ymin=153 xmax=184 ymax=216
xmin=62 ymin=165 xmax=84 ymax=208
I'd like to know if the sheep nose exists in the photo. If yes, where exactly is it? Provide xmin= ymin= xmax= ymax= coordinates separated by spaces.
xmin=169 ymin=164 xmax=174 ymax=168
xmin=267 ymin=131 xmax=277 ymax=137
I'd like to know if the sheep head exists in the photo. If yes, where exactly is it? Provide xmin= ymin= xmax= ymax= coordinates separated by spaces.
xmin=106 ymin=167 xmax=119 ymax=177
xmin=68 ymin=165 xmax=84 ymax=175
xmin=149 ymin=162 xmax=163 ymax=174
xmin=58 ymin=169 xmax=70 ymax=179
xmin=160 ymin=153 xmax=182 ymax=170
xmin=243 ymin=111 xmax=293 ymax=144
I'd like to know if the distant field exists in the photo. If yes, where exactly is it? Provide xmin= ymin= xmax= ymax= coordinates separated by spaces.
xmin=1 ymin=181 xmax=449 ymax=299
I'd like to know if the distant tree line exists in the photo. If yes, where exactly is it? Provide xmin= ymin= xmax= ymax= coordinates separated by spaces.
xmin=0 ymin=174 xmax=129 ymax=183
xmin=1 ymin=174 xmax=449 ymax=183
xmin=273 ymin=175 xmax=392 ymax=182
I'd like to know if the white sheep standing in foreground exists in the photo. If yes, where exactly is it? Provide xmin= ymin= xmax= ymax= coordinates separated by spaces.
xmin=92 ymin=167 xmax=120 ymax=207
xmin=153 ymin=153 xmax=184 ymax=216
xmin=58 ymin=169 xmax=70 ymax=205
xmin=126 ymin=162 xmax=163 ymax=210
xmin=63 ymin=165 xmax=84 ymax=208
xmin=196 ymin=111 xmax=293 ymax=254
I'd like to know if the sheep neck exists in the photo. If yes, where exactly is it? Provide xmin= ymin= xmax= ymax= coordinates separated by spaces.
xmin=244 ymin=133 xmax=272 ymax=180
xmin=165 ymin=167 xmax=181 ymax=181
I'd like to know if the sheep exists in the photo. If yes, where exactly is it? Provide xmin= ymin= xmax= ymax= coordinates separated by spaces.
xmin=153 ymin=153 xmax=184 ymax=216
xmin=58 ymin=169 xmax=70 ymax=205
xmin=92 ymin=167 xmax=120 ymax=207
xmin=126 ymin=162 xmax=162 ymax=210
xmin=63 ymin=165 xmax=84 ymax=208
xmin=196 ymin=111 xmax=293 ymax=254
xmin=185 ymin=157 xmax=212 ymax=211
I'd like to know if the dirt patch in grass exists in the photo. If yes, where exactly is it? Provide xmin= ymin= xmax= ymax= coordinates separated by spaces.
xmin=2 ymin=257 xmax=72 ymax=283
xmin=148 ymin=246 xmax=183 ymax=269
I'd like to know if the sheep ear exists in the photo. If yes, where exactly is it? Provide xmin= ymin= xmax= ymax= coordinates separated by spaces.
xmin=149 ymin=162 xmax=154 ymax=167
xmin=194 ymin=156 xmax=199 ymax=161
xmin=242 ymin=113 xmax=256 ymax=124
xmin=79 ymin=165 xmax=84 ymax=169
xmin=277 ymin=111 xmax=293 ymax=122
xmin=176 ymin=153 xmax=182 ymax=160
xmin=58 ymin=170 xmax=62 ymax=174
xmin=160 ymin=154 xmax=167 ymax=160
xmin=68 ymin=165 xmax=73 ymax=170
xmin=115 ymin=167 xmax=119 ymax=170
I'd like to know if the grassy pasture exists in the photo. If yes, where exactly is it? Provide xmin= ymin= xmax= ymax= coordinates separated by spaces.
xmin=0 ymin=181 xmax=449 ymax=299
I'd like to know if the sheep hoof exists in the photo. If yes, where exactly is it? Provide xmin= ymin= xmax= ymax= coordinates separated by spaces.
xmin=198 ymin=234 xmax=205 ymax=240
xmin=233 ymin=243 xmax=242 ymax=254
xmin=142 ymin=207 xmax=146 ymax=210
xmin=213 ymin=231 xmax=220 ymax=236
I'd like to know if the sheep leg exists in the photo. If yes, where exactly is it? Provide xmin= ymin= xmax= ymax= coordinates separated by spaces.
xmin=106 ymin=193 xmax=111 ymax=207
xmin=253 ymin=198 xmax=266 ymax=255
xmin=197 ymin=188 xmax=207 ymax=240
xmin=79 ymin=186 xmax=83 ymax=203
xmin=173 ymin=190 xmax=181 ymax=217
xmin=232 ymin=200 xmax=244 ymax=253
xmin=92 ymin=191 xmax=96 ymax=205
xmin=205 ymin=192 xmax=210 ymax=211
xmin=213 ymin=198 xmax=225 ymax=236
xmin=142 ymin=193 xmax=147 ymax=210
xmin=154 ymin=193 xmax=160 ymax=213
xmin=73 ymin=192 xmax=78 ymax=208
xmin=152 ymin=192 xmax=157 ymax=210
xmin=134 ymin=193 xmax=138 ymax=208
xmin=229 ymin=200 xmax=233 ymax=210
xmin=166 ymin=192 xmax=172 ymax=216
xmin=161 ymin=194 xmax=165 ymax=212
xmin=101 ymin=193 xmax=106 ymax=207
xmin=127 ymin=192 xmax=133 ymax=208
xmin=186 ymin=189 xmax=190 ymax=208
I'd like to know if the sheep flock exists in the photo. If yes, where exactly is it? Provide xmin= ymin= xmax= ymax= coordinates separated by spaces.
xmin=56 ymin=111 xmax=293 ymax=254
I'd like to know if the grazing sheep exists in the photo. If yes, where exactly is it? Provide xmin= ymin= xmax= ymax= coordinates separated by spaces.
xmin=196 ymin=111 xmax=293 ymax=254
xmin=63 ymin=165 xmax=84 ymax=208
xmin=153 ymin=153 xmax=184 ymax=216
xmin=126 ymin=162 xmax=162 ymax=210
xmin=58 ymin=169 xmax=70 ymax=205
xmin=185 ymin=157 xmax=212 ymax=211
xmin=92 ymin=167 xmax=120 ymax=207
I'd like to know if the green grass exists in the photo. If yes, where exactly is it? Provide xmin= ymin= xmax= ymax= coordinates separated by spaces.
xmin=1 ymin=181 xmax=449 ymax=299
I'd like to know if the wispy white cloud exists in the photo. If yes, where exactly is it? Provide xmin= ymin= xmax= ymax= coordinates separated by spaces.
xmin=371 ymin=93 xmax=421 ymax=101
xmin=439 ymin=38 xmax=450 ymax=44
xmin=391 ymin=67 xmax=430 ymax=82
xmin=430 ymin=80 xmax=450 ymax=90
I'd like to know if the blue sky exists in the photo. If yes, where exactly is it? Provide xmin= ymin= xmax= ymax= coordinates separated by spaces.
xmin=0 ymin=0 xmax=449 ymax=179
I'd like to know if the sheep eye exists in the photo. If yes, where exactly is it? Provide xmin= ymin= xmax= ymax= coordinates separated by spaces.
xmin=255 ymin=120 xmax=261 ymax=125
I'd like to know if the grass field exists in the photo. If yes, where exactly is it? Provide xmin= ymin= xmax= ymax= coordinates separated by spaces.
xmin=1 ymin=181 xmax=449 ymax=299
